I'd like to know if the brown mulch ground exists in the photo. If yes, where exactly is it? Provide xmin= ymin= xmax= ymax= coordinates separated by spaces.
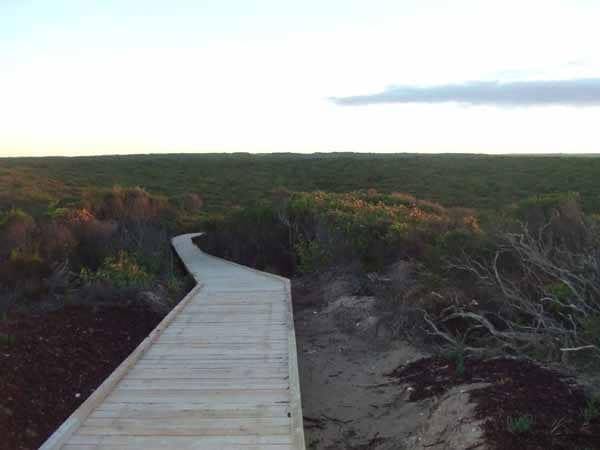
xmin=0 ymin=305 xmax=162 ymax=450
xmin=391 ymin=356 xmax=600 ymax=450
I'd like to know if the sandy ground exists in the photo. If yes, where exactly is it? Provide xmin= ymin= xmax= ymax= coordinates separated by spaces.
xmin=293 ymin=277 xmax=598 ymax=450
xmin=295 ymin=294 xmax=430 ymax=450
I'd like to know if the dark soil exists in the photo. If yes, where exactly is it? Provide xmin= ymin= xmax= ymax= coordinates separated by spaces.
xmin=391 ymin=356 xmax=600 ymax=450
xmin=0 ymin=305 xmax=162 ymax=450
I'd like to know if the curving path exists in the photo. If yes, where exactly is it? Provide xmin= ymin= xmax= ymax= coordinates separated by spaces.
xmin=40 ymin=233 xmax=305 ymax=450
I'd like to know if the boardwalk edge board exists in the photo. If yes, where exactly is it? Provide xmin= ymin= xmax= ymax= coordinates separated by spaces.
xmin=39 ymin=233 xmax=306 ymax=450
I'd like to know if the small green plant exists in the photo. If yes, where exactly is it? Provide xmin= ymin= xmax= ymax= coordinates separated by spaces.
xmin=8 ymin=248 xmax=50 ymax=279
xmin=80 ymin=251 xmax=151 ymax=288
xmin=0 ymin=333 xmax=16 ymax=345
xmin=0 ymin=207 xmax=31 ymax=227
xmin=581 ymin=315 xmax=600 ymax=347
xmin=166 ymin=274 xmax=183 ymax=292
xmin=506 ymin=415 xmax=534 ymax=434
xmin=545 ymin=281 xmax=571 ymax=302
xmin=45 ymin=200 xmax=69 ymax=219
xmin=9 ymin=247 xmax=43 ymax=265
xmin=447 ymin=336 xmax=467 ymax=377
xmin=295 ymin=237 xmax=329 ymax=274
xmin=582 ymin=396 xmax=599 ymax=424
xmin=449 ymin=350 xmax=465 ymax=377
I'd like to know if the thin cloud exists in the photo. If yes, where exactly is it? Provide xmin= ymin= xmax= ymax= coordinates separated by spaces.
xmin=331 ymin=78 xmax=600 ymax=107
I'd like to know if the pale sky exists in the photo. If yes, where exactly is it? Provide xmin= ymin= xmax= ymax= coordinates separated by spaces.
xmin=1 ymin=0 xmax=600 ymax=156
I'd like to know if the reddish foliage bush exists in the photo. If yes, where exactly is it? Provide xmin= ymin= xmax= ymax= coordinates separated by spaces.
xmin=416 ymin=198 xmax=447 ymax=215
xmin=8 ymin=250 xmax=50 ymax=280
xmin=39 ymin=221 xmax=77 ymax=260
xmin=390 ymin=192 xmax=417 ymax=206
xmin=71 ymin=219 xmax=117 ymax=269
xmin=97 ymin=186 xmax=173 ymax=222
xmin=513 ymin=193 xmax=590 ymax=252
xmin=181 ymin=193 xmax=204 ymax=212
xmin=0 ymin=210 xmax=35 ymax=260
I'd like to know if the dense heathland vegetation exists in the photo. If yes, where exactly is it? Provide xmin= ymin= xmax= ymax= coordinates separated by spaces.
xmin=1 ymin=153 xmax=600 ymax=357
xmin=1 ymin=153 xmax=600 ymax=361
xmin=3 ymin=153 xmax=600 ymax=215
xmin=0 ymin=185 xmax=192 ymax=316
xmin=2 ymin=153 xmax=600 ymax=449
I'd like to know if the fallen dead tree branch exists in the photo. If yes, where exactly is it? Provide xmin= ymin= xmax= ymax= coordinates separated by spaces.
xmin=431 ymin=223 xmax=600 ymax=361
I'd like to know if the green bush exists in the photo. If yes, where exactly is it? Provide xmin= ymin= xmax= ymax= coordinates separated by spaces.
xmin=198 ymin=204 xmax=293 ymax=274
xmin=506 ymin=415 xmax=534 ymax=434
xmin=0 ymin=208 xmax=31 ymax=227
xmin=583 ymin=396 xmax=599 ymax=424
xmin=0 ymin=333 xmax=16 ymax=345
xmin=295 ymin=238 xmax=329 ymax=274
xmin=447 ymin=347 xmax=466 ymax=377
xmin=199 ymin=190 xmax=483 ymax=275
xmin=8 ymin=248 xmax=49 ymax=279
xmin=80 ymin=251 xmax=150 ymax=289
xmin=96 ymin=185 xmax=173 ymax=223
xmin=287 ymin=190 xmax=481 ymax=271
xmin=509 ymin=193 xmax=589 ymax=251
xmin=0 ymin=208 xmax=36 ymax=260
xmin=544 ymin=282 xmax=572 ymax=302
xmin=581 ymin=315 xmax=600 ymax=348
xmin=44 ymin=201 xmax=70 ymax=220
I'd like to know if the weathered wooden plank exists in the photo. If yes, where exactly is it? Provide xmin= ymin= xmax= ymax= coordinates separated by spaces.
xmin=94 ymin=402 xmax=290 ymax=412
xmin=91 ymin=404 xmax=289 ymax=418
xmin=150 ymin=341 xmax=289 ymax=349
xmin=151 ymin=339 xmax=289 ymax=346
xmin=105 ymin=388 xmax=291 ymax=404
xmin=141 ymin=350 xmax=289 ymax=357
xmin=77 ymin=416 xmax=291 ymax=436
xmin=176 ymin=310 xmax=288 ymax=315
xmin=139 ymin=354 xmax=289 ymax=360
xmin=64 ymin=443 xmax=293 ymax=450
xmin=65 ymin=435 xmax=292 ymax=450
xmin=118 ymin=379 xmax=288 ymax=390
xmin=125 ymin=368 xmax=288 ymax=379
xmin=161 ymin=326 xmax=288 ymax=332
xmin=132 ymin=361 xmax=289 ymax=369
xmin=164 ymin=318 xmax=287 ymax=328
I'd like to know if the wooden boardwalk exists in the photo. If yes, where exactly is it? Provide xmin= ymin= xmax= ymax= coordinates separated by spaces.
xmin=40 ymin=233 xmax=305 ymax=450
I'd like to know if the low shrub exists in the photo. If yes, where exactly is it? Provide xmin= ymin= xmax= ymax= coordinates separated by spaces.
xmin=96 ymin=185 xmax=173 ymax=223
xmin=71 ymin=218 xmax=117 ymax=270
xmin=286 ymin=190 xmax=481 ymax=271
xmin=198 ymin=204 xmax=294 ymax=275
xmin=7 ymin=248 xmax=50 ymax=281
xmin=80 ymin=251 xmax=150 ymax=289
xmin=390 ymin=192 xmax=417 ymax=206
xmin=173 ymin=193 xmax=204 ymax=213
xmin=0 ymin=333 xmax=16 ymax=345
xmin=506 ymin=415 xmax=534 ymax=434
xmin=582 ymin=396 xmax=599 ymax=424
xmin=0 ymin=208 xmax=35 ymax=260
xmin=509 ymin=193 xmax=590 ymax=252
xmin=581 ymin=315 xmax=600 ymax=349
xmin=39 ymin=221 xmax=77 ymax=260
xmin=198 ymin=190 xmax=483 ymax=276
xmin=295 ymin=238 xmax=330 ymax=274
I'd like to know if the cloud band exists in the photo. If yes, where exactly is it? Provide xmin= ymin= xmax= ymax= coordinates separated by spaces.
xmin=331 ymin=78 xmax=600 ymax=107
